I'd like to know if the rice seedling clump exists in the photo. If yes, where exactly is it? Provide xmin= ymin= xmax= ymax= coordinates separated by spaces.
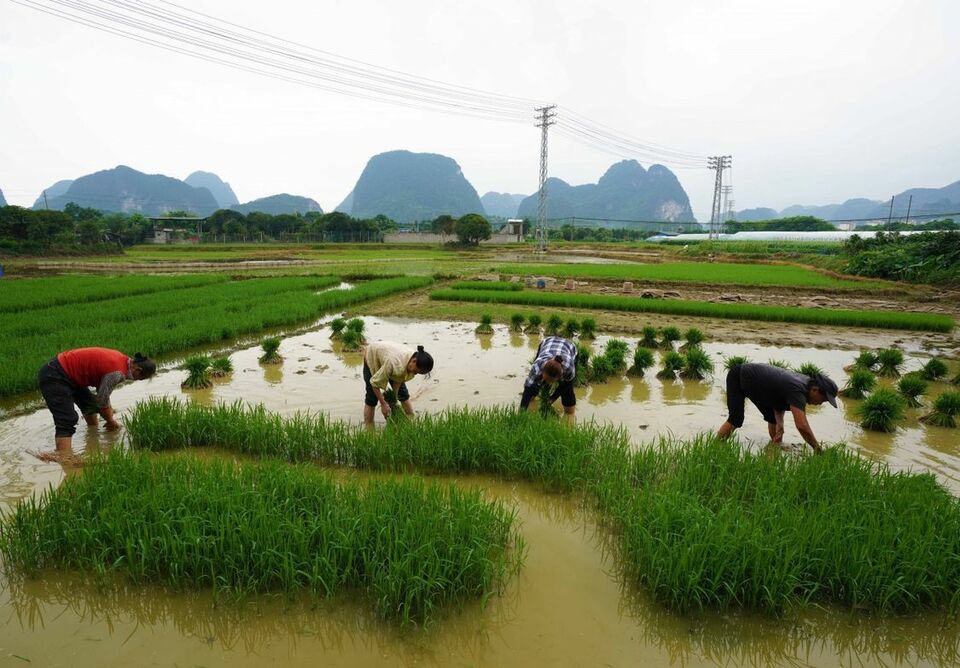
xmin=575 ymin=344 xmax=591 ymax=386
xmin=340 ymin=328 xmax=362 ymax=352
xmin=857 ymin=388 xmax=907 ymax=432
xmin=657 ymin=351 xmax=685 ymax=380
xmin=538 ymin=384 xmax=559 ymax=419
xmin=546 ymin=314 xmax=564 ymax=335
xmin=897 ymin=374 xmax=928 ymax=408
xmin=0 ymin=452 xmax=522 ymax=625
xmin=329 ymin=317 xmax=347 ymax=339
xmin=524 ymin=313 xmax=542 ymax=333
xmin=920 ymin=358 xmax=949 ymax=381
xmin=628 ymin=347 xmax=655 ymax=377
xmin=876 ymin=348 xmax=904 ymax=377
xmin=681 ymin=347 xmax=714 ymax=380
xmin=259 ymin=337 xmax=283 ymax=364
xmin=509 ymin=313 xmax=525 ymax=331
xmin=563 ymin=319 xmax=579 ymax=338
xmin=659 ymin=327 xmax=681 ymax=349
xmin=839 ymin=369 xmax=876 ymax=399
xmin=181 ymin=355 xmax=212 ymax=389
xmin=850 ymin=350 xmax=879 ymax=372
xmin=580 ymin=317 xmax=597 ymax=339
xmin=724 ymin=355 xmax=749 ymax=370
xmin=639 ymin=326 xmax=658 ymax=348
xmin=475 ymin=314 xmax=494 ymax=334
xmin=797 ymin=362 xmax=823 ymax=377
xmin=920 ymin=390 xmax=960 ymax=428
xmin=209 ymin=356 xmax=233 ymax=378
xmin=346 ymin=318 xmax=366 ymax=341
xmin=767 ymin=359 xmax=791 ymax=370
xmin=681 ymin=328 xmax=706 ymax=350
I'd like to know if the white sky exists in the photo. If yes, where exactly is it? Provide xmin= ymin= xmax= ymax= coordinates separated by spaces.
xmin=1 ymin=0 xmax=958 ymax=221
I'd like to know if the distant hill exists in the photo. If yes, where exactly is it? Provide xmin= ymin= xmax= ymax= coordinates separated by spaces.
xmin=185 ymin=171 xmax=239 ymax=208
xmin=335 ymin=189 xmax=354 ymax=214
xmin=516 ymin=161 xmax=695 ymax=223
xmin=45 ymin=165 xmax=218 ymax=216
xmin=0 ymin=188 xmax=6 ymax=207
xmin=883 ymin=179 xmax=960 ymax=217
xmin=734 ymin=207 xmax=779 ymax=222
xmin=32 ymin=179 xmax=74 ymax=209
xmin=481 ymin=192 xmax=527 ymax=219
xmin=232 ymin=194 xmax=322 ymax=215
xmin=342 ymin=150 xmax=484 ymax=223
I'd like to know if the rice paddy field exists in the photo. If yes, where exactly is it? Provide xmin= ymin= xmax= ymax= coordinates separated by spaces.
xmin=1 ymin=244 xmax=959 ymax=667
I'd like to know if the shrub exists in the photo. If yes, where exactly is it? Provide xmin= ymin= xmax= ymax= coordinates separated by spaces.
xmin=877 ymin=348 xmax=904 ymax=377
xmin=546 ymin=314 xmax=564 ymax=336
xmin=525 ymin=314 xmax=542 ymax=334
xmin=259 ymin=337 xmax=282 ymax=364
xmin=329 ymin=317 xmax=347 ymax=339
xmin=639 ymin=326 xmax=658 ymax=348
xmin=920 ymin=358 xmax=949 ymax=381
xmin=657 ymin=351 xmax=685 ymax=380
xmin=181 ymin=355 xmax=212 ymax=389
xmin=209 ymin=356 xmax=233 ymax=378
xmin=839 ymin=369 xmax=876 ymax=399
xmin=659 ymin=327 xmax=681 ymax=348
xmin=681 ymin=347 xmax=715 ymax=380
xmin=897 ymin=374 xmax=928 ymax=408
xmin=510 ymin=313 xmax=525 ymax=332
xmin=724 ymin=355 xmax=749 ymax=370
xmin=920 ymin=390 xmax=960 ymax=428
xmin=580 ymin=318 xmax=597 ymax=340
xmin=857 ymin=388 xmax=907 ymax=432
xmin=475 ymin=314 xmax=494 ymax=334
xmin=628 ymin=347 xmax=655 ymax=377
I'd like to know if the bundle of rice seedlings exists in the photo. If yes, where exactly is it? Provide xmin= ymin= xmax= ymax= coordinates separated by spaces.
xmin=920 ymin=390 xmax=960 ymax=428
xmin=897 ymin=374 xmax=928 ymax=408
xmin=590 ymin=354 xmax=616 ymax=383
xmin=580 ymin=318 xmax=597 ymax=340
xmin=340 ymin=329 xmax=362 ymax=352
xmin=383 ymin=389 xmax=407 ymax=422
xmin=656 ymin=351 xmax=685 ymax=380
xmin=346 ymin=318 xmax=365 ymax=337
xmin=767 ymin=359 xmax=791 ymax=370
xmin=920 ymin=358 xmax=949 ymax=381
xmin=575 ymin=344 xmax=591 ymax=386
xmin=839 ymin=369 xmax=876 ymax=399
xmin=681 ymin=347 xmax=715 ymax=380
xmin=797 ymin=362 xmax=823 ymax=377
xmin=181 ymin=355 xmax=212 ymax=389
xmin=329 ymin=317 xmax=347 ymax=339
xmin=849 ymin=350 xmax=879 ymax=372
xmin=639 ymin=326 xmax=658 ymax=348
xmin=604 ymin=339 xmax=630 ymax=373
xmin=857 ymin=388 xmax=906 ymax=432
xmin=209 ymin=356 xmax=233 ymax=378
xmin=259 ymin=337 xmax=283 ymax=364
xmin=724 ymin=355 xmax=749 ymax=370
xmin=563 ymin=319 xmax=579 ymax=338
xmin=509 ymin=314 xmax=525 ymax=332
xmin=680 ymin=328 xmax=706 ymax=351
xmin=475 ymin=314 xmax=494 ymax=334
xmin=628 ymin=347 xmax=655 ymax=377
xmin=659 ymin=327 xmax=681 ymax=349
xmin=525 ymin=314 xmax=542 ymax=334
xmin=876 ymin=348 xmax=904 ymax=377
xmin=538 ymin=383 xmax=558 ymax=418
xmin=546 ymin=314 xmax=564 ymax=336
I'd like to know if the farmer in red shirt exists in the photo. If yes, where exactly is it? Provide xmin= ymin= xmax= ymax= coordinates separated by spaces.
xmin=36 ymin=347 xmax=156 ymax=456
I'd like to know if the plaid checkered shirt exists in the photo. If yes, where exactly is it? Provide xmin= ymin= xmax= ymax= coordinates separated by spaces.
xmin=524 ymin=336 xmax=577 ymax=388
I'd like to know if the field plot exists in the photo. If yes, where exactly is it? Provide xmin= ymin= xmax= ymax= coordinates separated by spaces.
xmin=493 ymin=261 xmax=884 ymax=290
xmin=0 ymin=275 xmax=432 ymax=396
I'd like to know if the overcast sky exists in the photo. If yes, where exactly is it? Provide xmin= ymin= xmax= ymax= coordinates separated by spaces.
xmin=1 ymin=0 xmax=958 ymax=221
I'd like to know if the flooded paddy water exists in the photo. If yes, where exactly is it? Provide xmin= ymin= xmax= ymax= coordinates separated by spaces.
xmin=2 ymin=316 xmax=959 ymax=666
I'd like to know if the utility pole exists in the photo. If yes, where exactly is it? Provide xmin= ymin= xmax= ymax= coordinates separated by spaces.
xmin=904 ymin=195 xmax=913 ymax=225
xmin=887 ymin=196 xmax=895 ymax=225
xmin=42 ymin=190 xmax=49 ymax=210
xmin=534 ymin=105 xmax=557 ymax=253
xmin=721 ymin=185 xmax=733 ymax=225
xmin=707 ymin=156 xmax=732 ymax=239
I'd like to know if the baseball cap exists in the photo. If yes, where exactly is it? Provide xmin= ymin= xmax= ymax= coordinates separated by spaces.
xmin=814 ymin=373 xmax=838 ymax=408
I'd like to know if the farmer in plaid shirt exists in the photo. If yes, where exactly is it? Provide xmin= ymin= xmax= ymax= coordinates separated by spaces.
xmin=519 ymin=336 xmax=578 ymax=415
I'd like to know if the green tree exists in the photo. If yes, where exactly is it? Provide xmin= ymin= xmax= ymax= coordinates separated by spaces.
xmin=455 ymin=213 xmax=492 ymax=246
xmin=77 ymin=220 xmax=102 ymax=245
xmin=431 ymin=214 xmax=456 ymax=236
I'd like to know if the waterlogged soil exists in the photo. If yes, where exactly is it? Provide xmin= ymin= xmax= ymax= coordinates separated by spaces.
xmin=2 ymin=317 xmax=960 ymax=666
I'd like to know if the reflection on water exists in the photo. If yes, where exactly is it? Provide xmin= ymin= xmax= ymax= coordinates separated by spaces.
xmin=2 ymin=316 xmax=960 ymax=666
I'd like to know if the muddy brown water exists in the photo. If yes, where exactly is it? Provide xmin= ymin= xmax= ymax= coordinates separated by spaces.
xmin=1 ymin=316 xmax=959 ymax=666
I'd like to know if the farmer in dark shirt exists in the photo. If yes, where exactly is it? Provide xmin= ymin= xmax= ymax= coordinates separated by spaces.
xmin=717 ymin=362 xmax=838 ymax=453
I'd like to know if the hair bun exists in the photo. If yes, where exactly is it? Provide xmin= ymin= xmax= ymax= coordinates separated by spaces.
xmin=134 ymin=352 xmax=144 ymax=360
xmin=417 ymin=345 xmax=424 ymax=352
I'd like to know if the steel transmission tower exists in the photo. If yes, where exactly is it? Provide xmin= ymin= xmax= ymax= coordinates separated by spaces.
xmin=534 ymin=105 xmax=557 ymax=252
xmin=721 ymin=185 xmax=733 ymax=224
xmin=707 ymin=156 xmax=732 ymax=239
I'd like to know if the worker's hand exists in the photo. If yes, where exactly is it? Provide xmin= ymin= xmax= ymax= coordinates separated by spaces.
xmin=811 ymin=442 xmax=823 ymax=455
xmin=380 ymin=402 xmax=392 ymax=419
xmin=104 ymin=420 xmax=122 ymax=432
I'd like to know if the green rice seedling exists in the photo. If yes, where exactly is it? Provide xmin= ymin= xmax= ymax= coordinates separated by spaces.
xmin=546 ymin=314 xmax=564 ymax=336
xmin=329 ymin=317 xmax=347 ymax=339
xmin=897 ymin=374 xmax=928 ymax=408
xmin=604 ymin=339 xmax=630 ymax=373
xmin=340 ymin=328 xmax=362 ymax=352
xmin=0 ymin=451 xmax=521 ymax=626
xmin=575 ymin=344 xmax=591 ymax=386
xmin=538 ymin=383 xmax=559 ymax=419
xmin=346 ymin=317 xmax=366 ymax=338
xmin=850 ymin=350 xmax=879 ymax=372
xmin=659 ymin=326 xmax=681 ymax=349
xmin=181 ymin=355 xmax=213 ymax=389
xmin=639 ymin=326 xmax=658 ymax=348
xmin=680 ymin=328 xmax=706 ymax=351
xmin=681 ymin=347 xmax=715 ymax=380
xmin=857 ymin=388 xmax=907 ymax=432
xmin=920 ymin=358 xmax=949 ymax=381
xmin=563 ymin=318 xmax=579 ymax=338
xmin=428 ymin=289 xmax=954 ymax=333
xmin=767 ymin=359 xmax=791 ymax=370
xmin=590 ymin=354 xmax=616 ymax=383
xmin=877 ymin=348 xmax=905 ymax=377
xmin=724 ymin=355 xmax=749 ymax=370
xmin=839 ymin=369 xmax=876 ymax=399
xmin=797 ymin=362 xmax=823 ymax=377
xmin=628 ymin=347 xmax=655 ymax=377
xmin=383 ymin=389 xmax=407 ymax=422
xmin=525 ymin=313 xmax=542 ymax=334
xmin=510 ymin=313 xmax=525 ymax=332
xmin=656 ymin=351 xmax=685 ymax=380
xmin=259 ymin=337 xmax=283 ymax=364
xmin=451 ymin=280 xmax=522 ymax=291
xmin=580 ymin=317 xmax=597 ymax=340
xmin=475 ymin=314 xmax=494 ymax=334
xmin=920 ymin=390 xmax=960 ymax=428
xmin=209 ymin=356 xmax=233 ymax=378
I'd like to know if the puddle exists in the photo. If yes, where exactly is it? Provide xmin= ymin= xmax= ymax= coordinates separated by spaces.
xmin=1 ymin=316 xmax=959 ymax=666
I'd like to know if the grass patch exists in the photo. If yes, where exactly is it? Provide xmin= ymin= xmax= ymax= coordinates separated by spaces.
xmin=451 ymin=280 xmax=522 ymax=291
xmin=0 ymin=451 xmax=520 ymax=625
xmin=430 ymin=289 xmax=953 ymax=333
